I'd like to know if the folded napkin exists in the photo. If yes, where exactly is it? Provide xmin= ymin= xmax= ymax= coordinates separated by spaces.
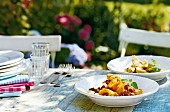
xmin=0 ymin=86 xmax=26 ymax=93
xmin=0 ymin=75 xmax=33 ymax=97
xmin=0 ymin=81 xmax=34 ymax=88
xmin=0 ymin=75 xmax=29 ymax=86
xmin=0 ymin=91 xmax=22 ymax=97
xmin=0 ymin=81 xmax=34 ymax=93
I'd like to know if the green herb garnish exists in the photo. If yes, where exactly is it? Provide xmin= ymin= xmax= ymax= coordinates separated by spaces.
xmin=151 ymin=59 xmax=157 ymax=66
xmin=131 ymin=82 xmax=138 ymax=89
xmin=122 ymin=79 xmax=138 ymax=89
xmin=151 ymin=59 xmax=161 ymax=72
xmin=153 ymin=67 xmax=161 ymax=72
xmin=121 ymin=79 xmax=128 ymax=82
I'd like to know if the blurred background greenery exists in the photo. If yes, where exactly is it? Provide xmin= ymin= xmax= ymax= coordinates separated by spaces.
xmin=1 ymin=0 xmax=170 ymax=69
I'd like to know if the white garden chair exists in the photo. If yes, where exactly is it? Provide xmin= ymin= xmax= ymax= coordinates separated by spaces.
xmin=118 ymin=28 xmax=170 ymax=57
xmin=0 ymin=35 xmax=61 ymax=67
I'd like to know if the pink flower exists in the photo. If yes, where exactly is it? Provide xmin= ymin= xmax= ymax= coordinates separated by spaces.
xmin=78 ymin=29 xmax=90 ymax=41
xmin=56 ymin=15 xmax=82 ymax=31
xmin=78 ymin=24 xmax=92 ymax=40
xmin=83 ymin=24 xmax=92 ymax=33
xmin=85 ymin=40 xmax=94 ymax=51
xmin=71 ymin=16 xmax=82 ymax=26
xmin=55 ymin=15 xmax=71 ymax=26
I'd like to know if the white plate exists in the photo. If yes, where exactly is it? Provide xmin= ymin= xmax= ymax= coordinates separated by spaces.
xmin=74 ymin=75 xmax=159 ymax=107
xmin=0 ymin=65 xmax=26 ymax=77
xmin=0 ymin=73 xmax=17 ymax=80
xmin=0 ymin=50 xmax=24 ymax=66
xmin=0 ymin=59 xmax=23 ymax=70
xmin=0 ymin=61 xmax=24 ymax=73
xmin=107 ymin=55 xmax=170 ymax=81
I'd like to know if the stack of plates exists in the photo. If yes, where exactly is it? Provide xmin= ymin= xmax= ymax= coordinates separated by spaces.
xmin=0 ymin=50 xmax=26 ymax=80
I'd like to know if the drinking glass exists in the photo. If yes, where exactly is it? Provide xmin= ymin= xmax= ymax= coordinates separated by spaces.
xmin=32 ymin=42 xmax=50 ymax=72
xmin=25 ymin=57 xmax=46 ymax=82
xmin=32 ymin=42 xmax=49 ymax=57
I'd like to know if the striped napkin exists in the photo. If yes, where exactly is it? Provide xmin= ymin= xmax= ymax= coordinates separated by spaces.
xmin=0 ymin=75 xmax=29 ymax=86
xmin=0 ymin=81 xmax=34 ymax=88
xmin=0 ymin=86 xmax=26 ymax=93
xmin=0 ymin=75 xmax=33 ymax=97
xmin=0 ymin=82 xmax=34 ymax=93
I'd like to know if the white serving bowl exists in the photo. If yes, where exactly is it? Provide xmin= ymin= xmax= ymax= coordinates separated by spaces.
xmin=107 ymin=55 xmax=170 ymax=81
xmin=74 ymin=75 xmax=159 ymax=107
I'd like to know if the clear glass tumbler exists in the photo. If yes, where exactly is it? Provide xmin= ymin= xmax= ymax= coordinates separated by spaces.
xmin=32 ymin=42 xmax=49 ymax=57
xmin=26 ymin=57 xmax=46 ymax=82
xmin=31 ymin=42 xmax=50 ymax=73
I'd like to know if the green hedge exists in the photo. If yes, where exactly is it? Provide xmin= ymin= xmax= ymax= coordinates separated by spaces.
xmin=121 ymin=2 xmax=170 ymax=57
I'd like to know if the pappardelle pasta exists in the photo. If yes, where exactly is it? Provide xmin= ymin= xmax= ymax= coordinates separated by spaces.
xmin=89 ymin=74 xmax=143 ymax=96
xmin=124 ymin=55 xmax=161 ymax=73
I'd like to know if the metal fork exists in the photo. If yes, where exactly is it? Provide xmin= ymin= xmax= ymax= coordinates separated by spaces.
xmin=50 ymin=64 xmax=66 ymax=84
xmin=53 ymin=64 xmax=73 ymax=87
xmin=40 ymin=71 xmax=60 ymax=84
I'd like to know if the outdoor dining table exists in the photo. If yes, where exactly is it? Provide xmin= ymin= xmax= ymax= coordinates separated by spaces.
xmin=0 ymin=68 xmax=169 ymax=112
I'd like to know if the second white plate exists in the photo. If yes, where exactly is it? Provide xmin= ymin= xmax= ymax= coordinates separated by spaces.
xmin=107 ymin=55 xmax=170 ymax=81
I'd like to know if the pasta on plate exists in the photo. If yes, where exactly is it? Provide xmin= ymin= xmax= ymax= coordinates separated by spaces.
xmin=89 ymin=74 xmax=143 ymax=96
xmin=124 ymin=55 xmax=161 ymax=73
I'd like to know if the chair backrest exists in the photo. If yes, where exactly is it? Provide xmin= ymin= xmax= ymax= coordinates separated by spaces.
xmin=0 ymin=35 xmax=61 ymax=67
xmin=118 ymin=28 xmax=170 ymax=57
xmin=0 ymin=35 xmax=61 ymax=51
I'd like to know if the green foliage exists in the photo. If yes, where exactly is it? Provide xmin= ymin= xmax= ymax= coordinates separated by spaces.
xmin=74 ymin=1 xmax=121 ymax=67
xmin=55 ymin=48 xmax=70 ymax=65
xmin=121 ymin=2 xmax=170 ymax=56
xmin=74 ymin=2 xmax=119 ymax=50
xmin=0 ymin=1 xmax=26 ymax=34
xmin=123 ymin=0 xmax=170 ymax=5
xmin=122 ymin=3 xmax=170 ymax=32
